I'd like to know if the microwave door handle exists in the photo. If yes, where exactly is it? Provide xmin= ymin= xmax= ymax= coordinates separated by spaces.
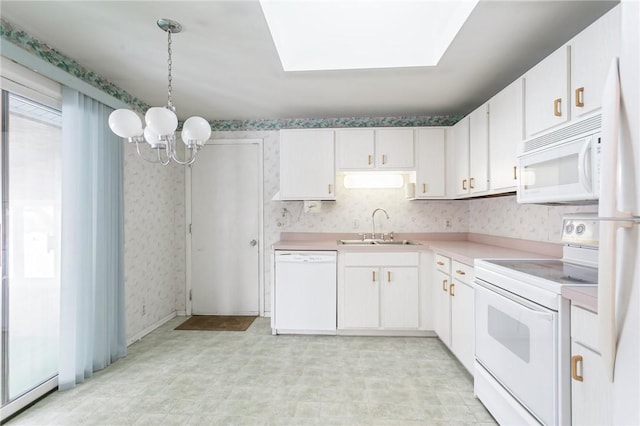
xmin=579 ymin=139 xmax=593 ymax=193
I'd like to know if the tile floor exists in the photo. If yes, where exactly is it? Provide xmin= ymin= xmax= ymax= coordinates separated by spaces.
xmin=7 ymin=317 xmax=497 ymax=425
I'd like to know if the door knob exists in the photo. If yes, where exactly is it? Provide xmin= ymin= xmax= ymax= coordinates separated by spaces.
xmin=249 ymin=239 xmax=257 ymax=247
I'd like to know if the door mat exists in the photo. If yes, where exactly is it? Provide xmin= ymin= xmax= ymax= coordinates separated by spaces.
xmin=175 ymin=315 xmax=257 ymax=332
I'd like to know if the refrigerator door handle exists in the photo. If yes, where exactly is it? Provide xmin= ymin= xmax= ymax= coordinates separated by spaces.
xmin=598 ymin=58 xmax=621 ymax=382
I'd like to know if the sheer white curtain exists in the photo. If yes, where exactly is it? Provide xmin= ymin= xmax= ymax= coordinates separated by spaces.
xmin=59 ymin=87 xmax=126 ymax=390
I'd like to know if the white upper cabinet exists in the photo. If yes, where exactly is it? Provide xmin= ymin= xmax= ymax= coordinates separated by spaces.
xmin=570 ymin=5 xmax=620 ymax=120
xmin=524 ymin=45 xmax=570 ymax=138
xmin=488 ymin=78 xmax=523 ymax=192
xmin=336 ymin=128 xmax=414 ymax=171
xmin=414 ymin=128 xmax=446 ymax=198
xmin=452 ymin=103 xmax=488 ymax=198
xmin=524 ymin=5 xmax=620 ymax=138
xmin=279 ymin=129 xmax=336 ymax=200
xmin=375 ymin=129 xmax=415 ymax=169
xmin=336 ymin=129 xmax=375 ymax=169
xmin=469 ymin=103 xmax=489 ymax=194
xmin=452 ymin=116 xmax=470 ymax=197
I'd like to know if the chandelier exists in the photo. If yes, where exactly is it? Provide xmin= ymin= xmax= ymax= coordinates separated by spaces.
xmin=108 ymin=19 xmax=211 ymax=165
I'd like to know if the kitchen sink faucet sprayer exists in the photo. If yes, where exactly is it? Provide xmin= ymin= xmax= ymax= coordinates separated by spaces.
xmin=371 ymin=208 xmax=389 ymax=240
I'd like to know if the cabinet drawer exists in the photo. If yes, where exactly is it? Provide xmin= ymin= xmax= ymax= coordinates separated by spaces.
xmin=344 ymin=252 xmax=419 ymax=267
xmin=452 ymin=260 xmax=473 ymax=285
xmin=434 ymin=254 xmax=451 ymax=273
xmin=571 ymin=305 xmax=600 ymax=353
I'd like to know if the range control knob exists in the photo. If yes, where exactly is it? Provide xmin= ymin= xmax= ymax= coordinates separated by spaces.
xmin=565 ymin=223 xmax=575 ymax=234
xmin=576 ymin=224 xmax=586 ymax=235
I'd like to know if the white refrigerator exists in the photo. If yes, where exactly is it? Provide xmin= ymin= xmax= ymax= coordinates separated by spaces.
xmin=598 ymin=1 xmax=639 ymax=424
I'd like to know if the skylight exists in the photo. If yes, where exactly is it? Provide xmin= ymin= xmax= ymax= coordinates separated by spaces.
xmin=259 ymin=0 xmax=479 ymax=72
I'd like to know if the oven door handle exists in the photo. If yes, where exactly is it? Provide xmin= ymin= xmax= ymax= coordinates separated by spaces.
xmin=475 ymin=279 xmax=555 ymax=321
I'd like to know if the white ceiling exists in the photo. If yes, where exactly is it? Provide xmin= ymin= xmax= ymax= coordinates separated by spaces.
xmin=0 ymin=0 xmax=618 ymax=122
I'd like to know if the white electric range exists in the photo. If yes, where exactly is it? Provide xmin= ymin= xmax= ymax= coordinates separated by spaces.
xmin=474 ymin=214 xmax=599 ymax=425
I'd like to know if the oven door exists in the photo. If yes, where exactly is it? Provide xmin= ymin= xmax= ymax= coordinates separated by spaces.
xmin=475 ymin=279 xmax=557 ymax=425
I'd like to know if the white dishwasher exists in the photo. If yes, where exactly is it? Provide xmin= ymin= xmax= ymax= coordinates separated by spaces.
xmin=273 ymin=251 xmax=337 ymax=335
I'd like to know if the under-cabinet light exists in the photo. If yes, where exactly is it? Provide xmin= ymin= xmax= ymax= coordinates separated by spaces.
xmin=343 ymin=173 xmax=405 ymax=189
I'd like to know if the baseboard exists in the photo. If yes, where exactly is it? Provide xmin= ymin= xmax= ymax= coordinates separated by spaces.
xmin=126 ymin=311 xmax=179 ymax=346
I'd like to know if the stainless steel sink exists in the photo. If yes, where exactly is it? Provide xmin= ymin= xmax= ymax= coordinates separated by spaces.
xmin=338 ymin=239 xmax=421 ymax=246
xmin=373 ymin=240 xmax=421 ymax=245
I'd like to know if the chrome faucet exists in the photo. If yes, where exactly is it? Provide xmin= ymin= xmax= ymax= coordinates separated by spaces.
xmin=371 ymin=208 xmax=389 ymax=240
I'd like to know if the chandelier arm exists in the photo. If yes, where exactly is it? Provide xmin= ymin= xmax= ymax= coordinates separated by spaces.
xmin=158 ymin=145 xmax=171 ymax=166
xmin=168 ymin=143 xmax=198 ymax=165
xmin=135 ymin=141 xmax=167 ymax=164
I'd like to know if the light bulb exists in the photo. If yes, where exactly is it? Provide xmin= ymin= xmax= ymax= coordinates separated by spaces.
xmin=145 ymin=107 xmax=178 ymax=136
xmin=108 ymin=109 xmax=143 ymax=138
xmin=181 ymin=116 xmax=212 ymax=146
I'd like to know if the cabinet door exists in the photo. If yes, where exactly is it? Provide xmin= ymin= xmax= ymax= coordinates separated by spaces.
xmin=342 ymin=267 xmax=379 ymax=328
xmin=469 ymin=103 xmax=489 ymax=194
xmin=380 ymin=267 xmax=419 ymax=329
xmin=570 ymin=6 xmax=620 ymax=120
xmin=375 ymin=129 xmax=415 ymax=169
xmin=452 ymin=117 xmax=470 ymax=197
xmin=279 ymin=129 xmax=335 ymax=200
xmin=571 ymin=341 xmax=613 ymax=425
xmin=415 ymin=128 xmax=446 ymax=198
xmin=434 ymin=269 xmax=451 ymax=347
xmin=336 ymin=129 xmax=375 ymax=170
xmin=525 ymin=45 xmax=570 ymax=137
xmin=450 ymin=280 xmax=475 ymax=374
xmin=489 ymin=79 xmax=523 ymax=192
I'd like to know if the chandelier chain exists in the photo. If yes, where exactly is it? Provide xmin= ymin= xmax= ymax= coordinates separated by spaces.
xmin=167 ymin=29 xmax=173 ymax=109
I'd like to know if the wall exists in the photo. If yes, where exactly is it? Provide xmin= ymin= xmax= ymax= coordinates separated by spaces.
xmin=122 ymin=142 xmax=186 ymax=343
xmin=211 ymin=130 xmax=599 ymax=316
xmin=468 ymin=195 xmax=598 ymax=242
xmin=121 ymin=129 xmax=601 ymax=335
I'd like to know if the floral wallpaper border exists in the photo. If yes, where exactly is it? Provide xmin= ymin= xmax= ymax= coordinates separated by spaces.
xmin=0 ymin=18 xmax=150 ymax=114
xmin=209 ymin=115 xmax=463 ymax=131
xmin=1 ymin=18 xmax=463 ymax=131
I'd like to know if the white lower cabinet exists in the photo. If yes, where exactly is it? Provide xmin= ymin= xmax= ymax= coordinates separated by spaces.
xmin=434 ymin=255 xmax=475 ymax=374
xmin=339 ymin=252 xmax=419 ymax=330
xmin=570 ymin=305 xmax=613 ymax=425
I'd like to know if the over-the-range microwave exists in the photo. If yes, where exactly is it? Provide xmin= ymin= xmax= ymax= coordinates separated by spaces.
xmin=517 ymin=114 xmax=601 ymax=205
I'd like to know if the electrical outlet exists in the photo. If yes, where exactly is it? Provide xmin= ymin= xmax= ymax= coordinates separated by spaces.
xmin=444 ymin=219 xmax=452 ymax=228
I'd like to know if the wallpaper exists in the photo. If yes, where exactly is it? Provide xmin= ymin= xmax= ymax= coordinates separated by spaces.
xmin=125 ymin=130 xmax=598 ymax=337
xmin=468 ymin=196 xmax=598 ymax=242
xmin=123 ymin=142 xmax=186 ymax=342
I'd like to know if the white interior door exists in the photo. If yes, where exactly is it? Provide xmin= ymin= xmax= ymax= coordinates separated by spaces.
xmin=190 ymin=140 xmax=261 ymax=315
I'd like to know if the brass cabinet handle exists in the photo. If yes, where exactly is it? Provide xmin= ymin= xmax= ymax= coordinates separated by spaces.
xmin=328 ymin=184 xmax=332 ymax=194
xmin=455 ymin=269 xmax=466 ymax=276
xmin=571 ymin=355 xmax=584 ymax=382
xmin=575 ymin=87 xmax=585 ymax=107
xmin=442 ymin=279 xmax=448 ymax=292
xmin=372 ymin=271 xmax=376 ymax=282
xmin=553 ymin=98 xmax=562 ymax=117
xmin=436 ymin=261 xmax=445 ymax=266
xmin=449 ymin=282 xmax=455 ymax=297
xmin=422 ymin=183 xmax=427 ymax=194
xmin=469 ymin=177 xmax=475 ymax=189
xmin=382 ymin=154 xmax=387 ymax=165
xmin=462 ymin=179 xmax=467 ymax=190
xmin=513 ymin=166 xmax=517 ymax=180
xmin=368 ymin=154 xmax=373 ymax=165
xmin=387 ymin=271 xmax=391 ymax=282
